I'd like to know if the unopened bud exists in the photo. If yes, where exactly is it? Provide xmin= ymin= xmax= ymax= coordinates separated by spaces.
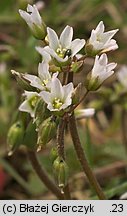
xmin=7 ymin=121 xmax=24 ymax=155
xmin=37 ymin=116 xmax=58 ymax=150
xmin=19 ymin=4 xmax=47 ymax=40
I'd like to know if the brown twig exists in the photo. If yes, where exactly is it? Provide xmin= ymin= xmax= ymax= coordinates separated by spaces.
xmin=27 ymin=150 xmax=63 ymax=199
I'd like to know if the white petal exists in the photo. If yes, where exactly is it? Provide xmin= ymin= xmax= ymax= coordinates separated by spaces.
xmin=99 ymin=53 xmax=108 ymax=66
xmin=107 ymin=63 xmax=117 ymax=73
xmin=60 ymin=25 xmax=73 ymax=48
xmin=39 ymin=91 xmax=51 ymax=104
xmin=36 ymin=47 xmax=51 ymax=62
xmin=19 ymin=9 xmax=32 ymax=27
xmin=63 ymin=82 xmax=74 ymax=99
xmin=99 ymin=70 xmax=114 ymax=83
xmin=71 ymin=39 xmax=85 ymax=56
xmin=23 ymin=74 xmax=37 ymax=82
xmin=61 ymin=98 xmax=72 ymax=110
xmin=19 ymin=101 xmax=34 ymax=117
xmin=95 ymin=21 xmax=105 ymax=34
xmin=51 ymin=78 xmax=64 ymax=99
xmin=103 ymin=39 xmax=118 ymax=52
xmin=27 ymin=4 xmax=42 ymax=26
xmin=46 ymin=72 xmax=59 ymax=90
xmin=23 ymin=74 xmax=44 ymax=90
xmin=102 ymin=29 xmax=119 ymax=43
xmin=47 ymin=102 xmax=54 ymax=111
xmin=47 ymin=27 xmax=59 ymax=50
xmin=38 ymin=62 xmax=51 ymax=81
xmin=24 ymin=91 xmax=38 ymax=98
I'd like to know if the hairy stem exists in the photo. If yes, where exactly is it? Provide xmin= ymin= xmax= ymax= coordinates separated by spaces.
xmin=27 ymin=150 xmax=63 ymax=199
xmin=69 ymin=114 xmax=106 ymax=200
xmin=57 ymin=119 xmax=71 ymax=199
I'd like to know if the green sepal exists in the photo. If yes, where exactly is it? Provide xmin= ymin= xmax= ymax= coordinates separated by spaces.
xmin=23 ymin=120 xmax=37 ymax=150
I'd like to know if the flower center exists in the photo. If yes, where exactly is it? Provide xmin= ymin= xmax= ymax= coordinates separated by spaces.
xmin=56 ymin=46 xmax=67 ymax=58
xmin=42 ymin=79 xmax=49 ymax=86
xmin=53 ymin=97 xmax=63 ymax=109
xmin=28 ymin=96 xmax=38 ymax=109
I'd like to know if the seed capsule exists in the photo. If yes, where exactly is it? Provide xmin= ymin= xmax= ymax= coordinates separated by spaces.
xmin=53 ymin=157 xmax=69 ymax=191
xmin=50 ymin=147 xmax=58 ymax=164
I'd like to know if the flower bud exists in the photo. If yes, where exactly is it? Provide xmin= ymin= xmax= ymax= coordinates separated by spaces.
xmin=50 ymin=147 xmax=58 ymax=164
xmin=71 ymin=60 xmax=84 ymax=73
xmin=7 ymin=121 xmax=24 ymax=156
xmin=19 ymin=4 xmax=47 ymax=40
xmin=34 ymin=98 xmax=50 ymax=128
xmin=11 ymin=70 xmax=35 ymax=91
xmin=85 ymin=54 xmax=116 ymax=91
xmin=37 ymin=116 xmax=58 ymax=150
xmin=53 ymin=157 xmax=69 ymax=191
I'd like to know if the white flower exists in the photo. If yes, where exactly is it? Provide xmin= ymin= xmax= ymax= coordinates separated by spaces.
xmin=19 ymin=4 xmax=46 ymax=39
xmin=40 ymin=78 xmax=74 ymax=111
xmin=88 ymin=21 xmax=118 ymax=54
xmin=92 ymin=53 xmax=116 ymax=83
xmin=23 ymin=61 xmax=58 ymax=91
xmin=86 ymin=54 xmax=117 ymax=91
xmin=19 ymin=91 xmax=39 ymax=117
xmin=75 ymin=108 xmax=95 ymax=120
xmin=117 ymin=65 xmax=127 ymax=88
xmin=37 ymin=25 xmax=85 ymax=63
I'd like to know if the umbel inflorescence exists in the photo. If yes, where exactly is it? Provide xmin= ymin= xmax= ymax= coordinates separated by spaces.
xmin=9 ymin=4 xmax=119 ymax=199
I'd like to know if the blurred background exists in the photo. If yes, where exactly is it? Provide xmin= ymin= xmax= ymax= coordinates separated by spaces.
xmin=1 ymin=0 xmax=127 ymax=200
